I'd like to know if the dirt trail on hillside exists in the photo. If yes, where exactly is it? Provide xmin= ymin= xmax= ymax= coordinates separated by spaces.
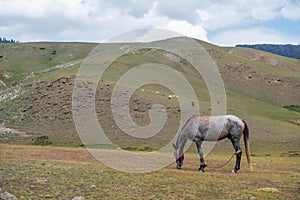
xmin=40 ymin=59 xmax=82 ymax=73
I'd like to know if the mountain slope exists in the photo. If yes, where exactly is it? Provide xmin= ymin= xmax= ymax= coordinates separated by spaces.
xmin=0 ymin=38 xmax=299 ymax=154
xmin=199 ymin=40 xmax=300 ymax=106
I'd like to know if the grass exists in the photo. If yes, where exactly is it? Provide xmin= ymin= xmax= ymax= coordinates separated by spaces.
xmin=0 ymin=144 xmax=299 ymax=199
xmin=0 ymin=59 xmax=299 ymax=151
xmin=0 ymin=39 xmax=299 ymax=199
xmin=0 ymin=42 xmax=96 ymax=87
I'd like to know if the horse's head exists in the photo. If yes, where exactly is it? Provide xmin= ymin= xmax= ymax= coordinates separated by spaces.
xmin=173 ymin=143 xmax=184 ymax=169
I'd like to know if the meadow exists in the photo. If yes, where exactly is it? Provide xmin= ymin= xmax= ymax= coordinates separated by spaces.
xmin=0 ymin=144 xmax=299 ymax=199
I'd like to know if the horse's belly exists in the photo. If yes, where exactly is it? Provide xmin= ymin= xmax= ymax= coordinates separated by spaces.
xmin=217 ymin=131 xmax=229 ymax=140
xmin=204 ymin=130 xmax=228 ymax=141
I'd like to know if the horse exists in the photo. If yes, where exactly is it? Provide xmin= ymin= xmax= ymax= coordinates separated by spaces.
xmin=173 ymin=115 xmax=253 ymax=173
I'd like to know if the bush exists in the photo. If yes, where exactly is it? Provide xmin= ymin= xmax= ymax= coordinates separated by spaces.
xmin=283 ymin=105 xmax=300 ymax=113
xmin=32 ymin=135 xmax=52 ymax=146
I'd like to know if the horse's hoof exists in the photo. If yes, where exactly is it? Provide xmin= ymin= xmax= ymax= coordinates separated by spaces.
xmin=232 ymin=167 xmax=239 ymax=173
xmin=198 ymin=168 xmax=205 ymax=172
xmin=199 ymin=164 xmax=207 ymax=172
xmin=176 ymin=165 xmax=182 ymax=170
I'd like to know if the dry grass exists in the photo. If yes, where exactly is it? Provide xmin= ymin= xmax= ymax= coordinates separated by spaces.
xmin=0 ymin=144 xmax=299 ymax=199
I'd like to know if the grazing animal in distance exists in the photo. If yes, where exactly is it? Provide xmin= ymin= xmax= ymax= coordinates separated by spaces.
xmin=173 ymin=115 xmax=253 ymax=173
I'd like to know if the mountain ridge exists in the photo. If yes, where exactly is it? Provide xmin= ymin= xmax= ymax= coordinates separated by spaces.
xmin=236 ymin=44 xmax=300 ymax=60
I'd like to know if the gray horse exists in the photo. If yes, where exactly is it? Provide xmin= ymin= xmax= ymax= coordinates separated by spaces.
xmin=173 ymin=115 xmax=253 ymax=173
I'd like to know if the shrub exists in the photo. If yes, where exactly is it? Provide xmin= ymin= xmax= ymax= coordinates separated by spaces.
xmin=283 ymin=105 xmax=300 ymax=113
xmin=32 ymin=135 xmax=52 ymax=146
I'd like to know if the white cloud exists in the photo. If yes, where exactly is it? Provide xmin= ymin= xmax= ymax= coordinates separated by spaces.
xmin=0 ymin=0 xmax=299 ymax=45
xmin=246 ymin=0 xmax=285 ymax=20
xmin=196 ymin=0 xmax=291 ymax=31
xmin=197 ymin=5 xmax=247 ymax=31
xmin=108 ymin=3 xmax=209 ymax=42
xmin=162 ymin=20 xmax=208 ymax=42
xmin=107 ymin=28 xmax=182 ymax=43
xmin=210 ymin=27 xmax=300 ymax=46
xmin=280 ymin=1 xmax=300 ymax=20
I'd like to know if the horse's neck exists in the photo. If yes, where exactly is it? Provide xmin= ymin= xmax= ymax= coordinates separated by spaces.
xmin=177 ymin=133 xmax=188 ymax=153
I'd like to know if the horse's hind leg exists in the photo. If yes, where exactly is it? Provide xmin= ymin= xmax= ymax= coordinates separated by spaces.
xmin=195 ymin=137 xmax=207 ymax=172
xmin=230 ymin=138 xmax=242 ymax=173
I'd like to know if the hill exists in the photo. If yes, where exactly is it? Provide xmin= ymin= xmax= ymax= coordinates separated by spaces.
xmin=0 ymin=38 xmax=299 ymax=154
xmin=236 ymin=44 xmax=300 ymax=60
xmin=0 ymin=38 xmax=299 ymax=199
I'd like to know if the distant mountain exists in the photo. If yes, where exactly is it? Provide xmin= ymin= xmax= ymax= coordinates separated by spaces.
xmin=236 ymin=44 xmax=300 ymax=60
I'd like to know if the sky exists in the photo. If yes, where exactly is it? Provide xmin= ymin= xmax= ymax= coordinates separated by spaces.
xmin=1 ymin=0 xmax=300 ymax=46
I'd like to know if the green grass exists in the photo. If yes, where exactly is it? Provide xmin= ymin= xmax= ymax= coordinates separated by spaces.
xmin=0 ymin=42 xmax=96 ymax=87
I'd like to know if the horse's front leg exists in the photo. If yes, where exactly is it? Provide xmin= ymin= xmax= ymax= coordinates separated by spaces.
xmin=231 ymin=138 xmax=242 ymax=173
xmin=195 ymin=138 xmax=207 ymax=172
xmin=176 ymin=153 xmax=184 ymax=169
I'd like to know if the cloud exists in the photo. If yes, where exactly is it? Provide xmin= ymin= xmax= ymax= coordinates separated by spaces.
xmin=196 ymin=0 xmax=294 ymax=30
xmin=162 ymin=20 xmax=208 ymax=42
xmin=210 ymin=27 xmax=300 ymax=46
xmin=0 ymin=0 xmax=299 ymax=45
xmin=106 ymin=28 xmax=183 ymax=43
xmin=154 ymin=1 xmax=204 ymax=25
xmin=196 ymin=5 xmax=247 ymax=31
xmin=0 ymin=0 xmax=209 ymax=42
xmin=246 ymin=0 xmax=285 ymax=21
xmin=280 ymin=1 xmax=300 ymax=20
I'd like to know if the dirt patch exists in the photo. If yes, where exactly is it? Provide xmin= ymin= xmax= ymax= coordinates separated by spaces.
xmin=0 ymin=122 xmax=31 ymax=137
xmin=0 ymin=80 xmax=6 ymax=87
xmin=0 ymin=144 xmax=95 ymax=163
xmin=0 ymin=86 xmax=24 ymax=102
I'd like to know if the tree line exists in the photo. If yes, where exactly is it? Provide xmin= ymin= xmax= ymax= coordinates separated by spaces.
xmin=0 ymin=37 xmax=18 ymax=43
xmin=236 ymin=44 xmax=300 ymax=60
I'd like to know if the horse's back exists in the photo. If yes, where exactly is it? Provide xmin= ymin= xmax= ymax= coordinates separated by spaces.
xmin=224 ymin=115 xmax=245 ymax=129
xmin=195 ymin=115 xmax=245 ymax=141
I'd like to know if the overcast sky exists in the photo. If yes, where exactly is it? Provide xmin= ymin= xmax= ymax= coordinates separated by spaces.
xmin=1 ymin=0 xmax=300 ymax=46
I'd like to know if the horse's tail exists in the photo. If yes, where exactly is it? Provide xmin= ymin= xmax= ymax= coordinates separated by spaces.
xmin=242 ymin=120 xmax=253 ymax=171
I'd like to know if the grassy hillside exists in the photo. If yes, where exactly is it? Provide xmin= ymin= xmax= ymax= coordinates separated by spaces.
xmin=0 ymin=42 xmax=96 ymax=86
xmin=0 ymin=38 xmax=299 ymax=199
xmin=0 ymin=39 xmax=299 ymax=152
